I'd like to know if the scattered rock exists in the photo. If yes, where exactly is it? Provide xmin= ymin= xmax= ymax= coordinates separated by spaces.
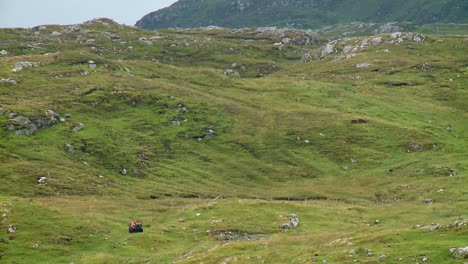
xmin=7 ymin=225 xmax=16 ymax=233
xmin=54 ymin=236 xmax=72 ymax=245
xmin=301 ymin=52 xmax=312 ymax=63
xmin=280 ymin=214 xmax=300 ymax=232
xmin=224 ymin=69 xmax=240 ymax=77
xmin=12 ymin=61 xmax=34 ymax=72
xmin=85 ymin=39 xmax=95 ymax=45
xmin=377 ymin=49 xmax=390 ymax=53
xmin=255 ymin=27 xmax=286 ymax=39
xmin=107 ymin=33 xmax=120 ymax=42
xmin=0 ymin=78 xmax=17 ymax=84
xmin=121 ymin=168 xmax=127 ymax=175
xmin=83 ymin=161 xmax=90 ymax=167
xmin=342 ymin=45 xmax=353 ymax=54
xmin=449 ymin=168 xmax=456 ymax=176
xmin=37 ymin=177 xmax=47 ymax=185
xmin=450 ymin=246 xmax=468 ymax=259
xmin=418 ymin=219 xmax=467 ymax=232
xmin=138 ymin=152 xmax=149 ymax=160
xmin=63 ymin=24 xmax=80 ymax=34
xmin=176 ymin=103 xmax=189 ymax=113
xmin=356 ymin=63 xmax=372 ymax=68
xmin=316 ymin=43 xmax=335 ymax=58
xmin=351 ymin=119 xmax=368 ymax=124
xmin=8 ymin=114 xmax=58 ymax=135
xmin=138 ymin=37 xmax=153 ymax=45
xmin=0 ymin=50 xmax=8 ymax=55
xmin=291 ymin=31 xmax=322 ymax=45
xmin=373 ymin=24 xmax=403 ymax=34
xmin=203 ymin=128 xmax=216 ymax=139
xmin=88 ymin=60 xmax=96 ymax=70
xmin=360 ymin=39 xmax=369 ymax=47
xmin=282 ymin=37 xmax=292 ymax=45
xmin=379 ymin=255 xmax=386 ymax=261
xmin=367 ymin=249 xmax=374 ymax=257
xmin=423 ymin=198 xmax=433 ymax=204
xmin=390 ymin=32 xmax=402 ymax=40
xmin=212 ymin=230 xmax=265 ymax=241
xmin=370 ymin=37 xmax=382 ymax=45
xmin=408 ymin=143 xmax=423 ymax=152
xmin=72 ymin=123 xmax=85 ymax=132
xmin=45 ymin=110 xmax=58 ymax=117
xmin=51 ymin=31 xmax=62 ymax=36
xmin=65 ymin=144 xmax=75 ymax=155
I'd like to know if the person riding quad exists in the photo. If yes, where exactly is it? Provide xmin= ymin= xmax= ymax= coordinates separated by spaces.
xmin=129 ymin=220 xmax=143 ymax=233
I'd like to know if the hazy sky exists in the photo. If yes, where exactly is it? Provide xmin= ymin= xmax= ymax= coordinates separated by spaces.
xmin=0 ymin=0 xmax=178 ymax=28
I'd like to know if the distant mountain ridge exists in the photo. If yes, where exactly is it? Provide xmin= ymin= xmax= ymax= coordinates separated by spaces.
xmin=136 ymin=0 xmax=468 ymax=30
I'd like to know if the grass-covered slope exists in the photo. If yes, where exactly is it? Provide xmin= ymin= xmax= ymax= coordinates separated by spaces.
xmin=136 ymin=0 xmax=468 ymax=30
xmin=0 ymin=19 xmax=467 ymax=263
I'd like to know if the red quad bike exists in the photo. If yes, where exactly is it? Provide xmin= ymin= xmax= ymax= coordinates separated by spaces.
xmin=128 ymin=222 xmax=143 ymax=233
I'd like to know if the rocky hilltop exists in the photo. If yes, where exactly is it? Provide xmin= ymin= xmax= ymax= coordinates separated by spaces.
xmin=136 ymin=0 xmax=468 ymax=30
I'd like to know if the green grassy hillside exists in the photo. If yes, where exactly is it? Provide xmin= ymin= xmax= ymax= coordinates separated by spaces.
xmin=136 ymin=0 xmax=468 ymax=30
xmin=0 ymin=19 xmax=467 ymax=263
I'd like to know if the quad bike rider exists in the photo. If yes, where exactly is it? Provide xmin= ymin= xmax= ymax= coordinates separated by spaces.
xmin=129 ymin=220 xmax=143 ymax=233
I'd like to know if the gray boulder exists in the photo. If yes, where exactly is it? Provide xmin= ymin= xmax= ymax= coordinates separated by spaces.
xmin=63 ymin=25 xmax=80 ymax=34
xmin=390 ymin=32 xmax=402 ymax=39
xmin=0 ymin=50 xmax=8 ymax=55
xmin=8 ymin=116 xmax=37 ymax=135
xmin=280 ymin=214 xmax=300 ymax=232
xmin=255 ymin=27 xmax=286 ymax=39
xmin=370 ymin=37 xmax=382 ymax=45
xmin=450 ymin=247 xmax=468 ymax=259
xmin=224 ymin=69 xmax=240 ymax=77
xmin=38 ymin=177 xmax=47 ymax=185
xmin=342 ymin=45 xmax=353 ymax=54
xmin=0 ymin=78 xmax=17 ymax=84
xmin=7 ymin=225 xmax=16 ymax=233
xmin=8 ymin=114 xmax=58 ymax=135
xmin=373 ymin=24 xmax=403 ymax=34
xmin=301 ymin=52 xmax=312 ymax=63
xmin=12 ymin=62 xmax=33 ymax=72
xmin=281 ymin=37 xmax=292 ymax=45
xmin=291 ymin=31 xmax=322 ymax=45
xmin=356 ymin=63 xmax=372 ymax=68
xmin=72 ymin=122 xmax=85 ymax=132
xmin=316 ymin=43 xmax=335 ymax=58
xmin=65 ymin=144 xmax=75 ymax=155
xmin=88 ymin=60 xmax=96 ymax=70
